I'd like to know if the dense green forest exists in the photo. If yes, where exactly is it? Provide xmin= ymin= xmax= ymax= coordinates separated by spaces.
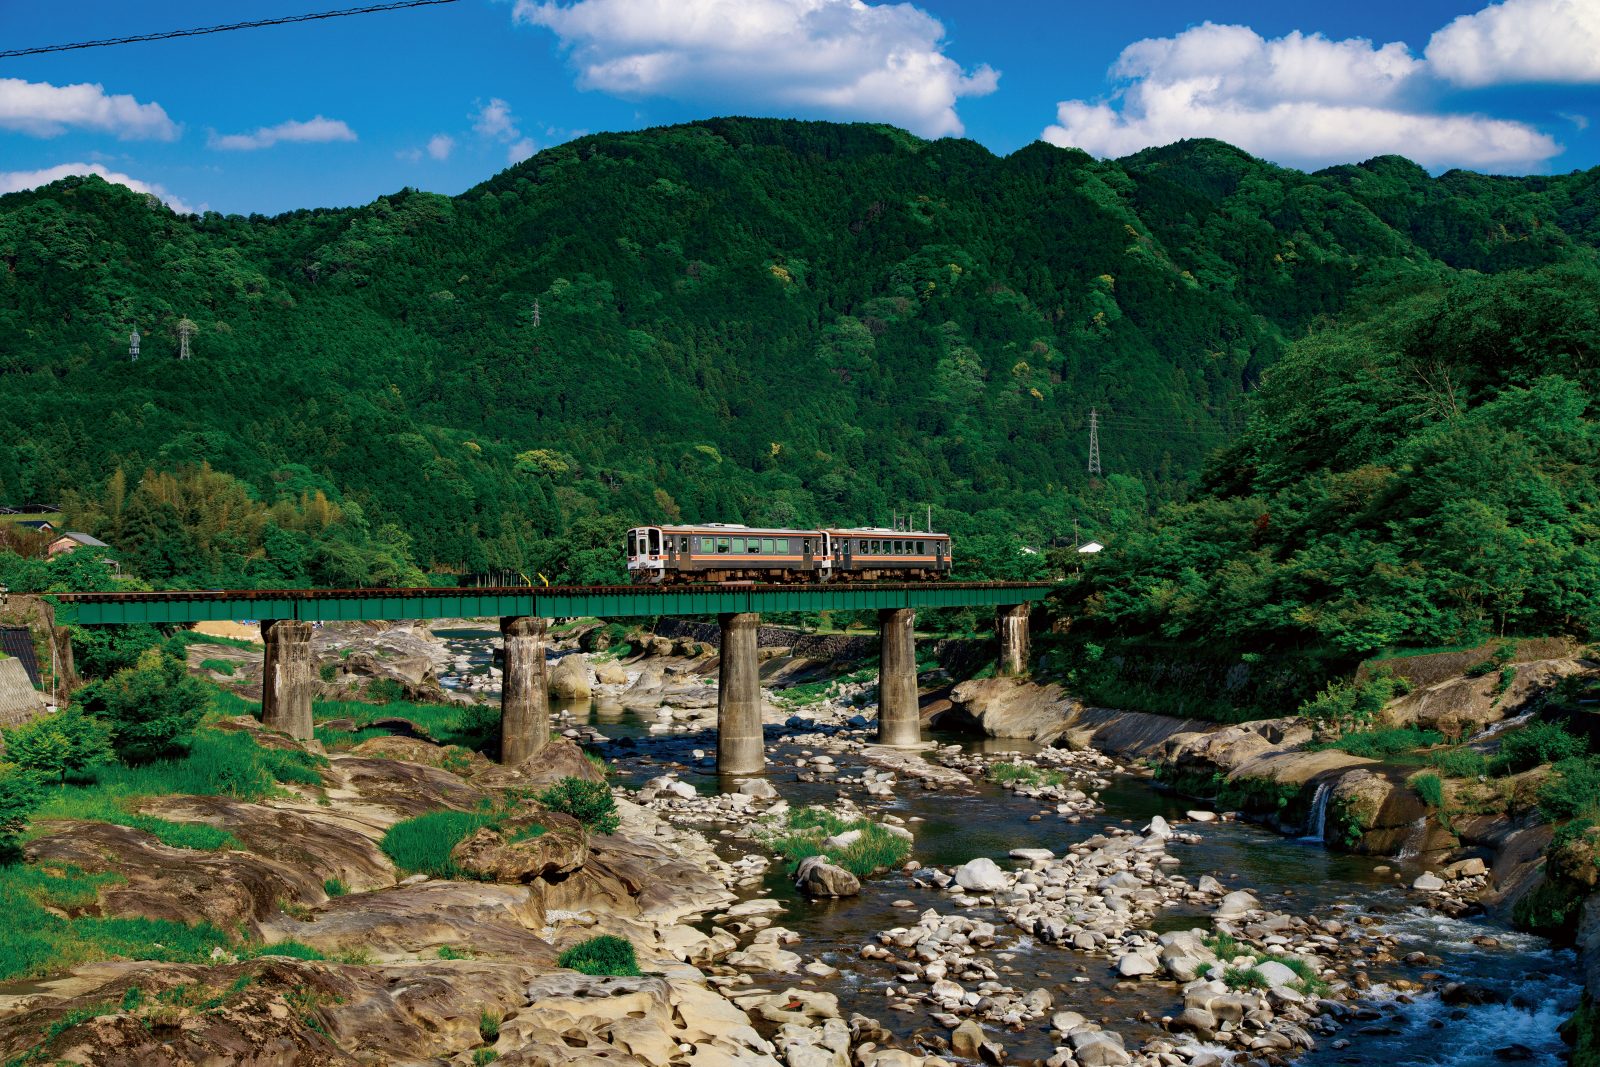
xmin=2 ymin=118 xmax=1599 ymax=600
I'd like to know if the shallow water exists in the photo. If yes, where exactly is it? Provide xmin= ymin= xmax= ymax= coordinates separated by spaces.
xmin=436 ymin=648 xmax=1581 ymax=1065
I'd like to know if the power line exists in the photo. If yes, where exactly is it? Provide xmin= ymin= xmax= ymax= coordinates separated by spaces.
xmin=0 ymin=0 xmax=461 ymax=59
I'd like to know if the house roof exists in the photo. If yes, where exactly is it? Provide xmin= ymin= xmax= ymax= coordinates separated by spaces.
xmin=52 ymin=532 xmax=109 ymax=548
xmin=1077 ymin=540 xmax=1106 ymax=553
xmin=0 ymin=626 xmax=41 ymax=688
xmin=15 ymin=520 xmax=54 ymax=531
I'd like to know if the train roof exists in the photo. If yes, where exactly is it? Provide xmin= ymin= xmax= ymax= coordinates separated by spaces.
xmin=649 ymin=524 xmax=819 ymax=536
xmin=825 ymin=527 xmax=949 ymax=536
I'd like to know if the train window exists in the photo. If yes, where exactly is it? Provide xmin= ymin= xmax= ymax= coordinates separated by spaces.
xmin=763 ymin=538 xmax=776 ymax=553
xmin=716 ymin=537 xmax=730 ymax=553
xmin=680 ymin=536 xmax=690 ymax=552
xmin=627 ymin=532 xmax=637 ymax=557
xmin=648 ymin=529 xmax=660 ymax=554
xmin=917 ymin=541 xmax=925 ymax=554
xmin=732 ymin=538 xmax=746 ymax=552
xmin=895 ymin=540 xmax=904 ymax=554
xmin=871 ymin=540 xmax=881 ymax=553
xmin=748 ymin=539 xmax=761 ymax=554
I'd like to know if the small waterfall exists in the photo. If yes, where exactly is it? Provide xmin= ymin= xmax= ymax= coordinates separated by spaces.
xmin=1301 ymin=778 xmax=1333 ymax=841
xmin=1477 ymin=708 xmax=1535 ymax=742
xmin=1398 ymin=816 xmax=1429 ymax=859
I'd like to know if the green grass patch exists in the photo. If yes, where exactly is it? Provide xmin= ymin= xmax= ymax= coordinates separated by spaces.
xmin=557 ymin=935 xmax=641 ymax=977
xmin=1222 ymin=965 xmax=1270 ymax=991
xmin=323 ymin=877 xmax=348 ymax=897
xmin=508 ymin=823 xmax=546 ymax=843
xmin=1309 ymin=726 xmax=1442 ymax=761
xmin=1498 ymin=721 xmax=1587 ymax=774
xmin=1430 ymin=747 xmax=1489 ymax=779
xmin=313 ymin=725 xmax=391 ymax=751
xmin=987 ymin=761 xmax=1068 ymax=789
xmin=1203 ymin=931 xmax=1242 ymax=960
xmin=173 ymin=631 xmax=260 ymax=653
xmin=380 ymin=809 xmax=499 ymax=879
xmin=758 ymin=806 xmax=911 ymax=878
xmin=198 ymin=659 xmax=237 ymax=677
xmin=535 ymin=778 xmax=618 ymax=835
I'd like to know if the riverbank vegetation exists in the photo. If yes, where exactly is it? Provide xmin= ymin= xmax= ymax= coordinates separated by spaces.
xmin=758 ymin=807 xmax=911 ymax=878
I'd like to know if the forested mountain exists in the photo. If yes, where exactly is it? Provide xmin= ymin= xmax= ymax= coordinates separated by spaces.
xmin=2 ymin=117 xmax=1599 ymax=588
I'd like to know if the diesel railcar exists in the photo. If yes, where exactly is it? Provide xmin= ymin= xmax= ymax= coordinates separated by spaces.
xmin=626 ymin=523 xmax=952 ymax=585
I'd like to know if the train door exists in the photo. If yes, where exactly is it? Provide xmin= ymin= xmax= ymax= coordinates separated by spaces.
xmin=802 ymin=536 xmax=814 ymax=572
xmin=935 ymin=538 xmax=945 ymax=572
xmin=817 ymin=532 xmax=830 ymax=577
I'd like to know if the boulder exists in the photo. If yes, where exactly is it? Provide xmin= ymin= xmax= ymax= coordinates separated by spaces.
xmin=1413 ymin=872 xmax=1446 ymax=892
xmin=1116 ymin=953 xmax=1158 ymax=978
xmin=1069 ymin=1030 xmax=1131 ymax=1067
xmin=951 ymin=1020 xmax=988 ymax=1058
xmin=549 ymin=655 xmax=593 ymax=701
xmin=1215 ymin=891 xmax=1259 ymax=918
xmin=738 ymin=778 xmax=778 ymax=800
xmin=794 ymin=856 xmax=861 ymax=898
xmin=593 ymin=658 xmax=628 ymax=686
xmin=955 ymin=857 xmax=1008 ymax=893
xmin=450 ymin=814 xmax=588 ymax=883
xmin=1252 ymin=960 xmax=1301 ymax=989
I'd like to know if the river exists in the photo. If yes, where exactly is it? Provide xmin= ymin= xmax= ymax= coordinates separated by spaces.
xmin=433 ymin=633 xmax=1579 ymax=1066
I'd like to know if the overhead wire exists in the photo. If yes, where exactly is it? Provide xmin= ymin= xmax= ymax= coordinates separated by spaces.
xmin=0 ymin=0 xmax=461 ymax=59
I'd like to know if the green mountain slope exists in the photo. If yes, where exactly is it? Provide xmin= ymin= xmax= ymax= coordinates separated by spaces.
xmin=1 ymin=118 xmax=1597 ymax=585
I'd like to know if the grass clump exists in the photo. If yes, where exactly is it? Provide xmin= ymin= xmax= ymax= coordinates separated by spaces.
xmin=323 ymin=877 xmax=348 ymax=897
xmin=535 ymin=778 xmax=619 ymax=835
xmin=1538 ymin=757 xmax=1600 ymax=822
xmin=474 ymin=1051 xmax=501 ymax=1065
xmin=199 ymin=659 xmax=236 ymax=677
xmin=380 ymin=809 xmax=498 ymax=879
xmin=557 ymin=935 xmax=640 ymax=977
xmin=479 ymin=1009 xmax=501 ymax=1042
xmin=1202 ymin=931 xmax=1242 ymax=960
xmin=1412 ymin=772 xmax=1445 ymax=809
xmin=1222 ymin=966 xmax=1270 ymax=991
xmin=987 ymin=762 xmax=1068 ymax=789
xmin=759 ymin=806 xmax=911 ymax=878
xmin=1431 ymin=747 xmax=1489 ymax=779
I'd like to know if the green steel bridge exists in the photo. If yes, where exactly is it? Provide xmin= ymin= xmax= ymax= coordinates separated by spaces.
xmin=53 ymin=581 xmax=1053 ymax=775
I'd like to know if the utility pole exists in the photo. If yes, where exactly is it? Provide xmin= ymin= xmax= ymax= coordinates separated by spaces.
xmin=1087 ymin=409 xmax=1102 ymax=476
xmin=176 ymin=318 xmax=196 ymax=361
xmin=128 ymin=327 xmax=140 ymax=362
xmin=531 ymin=299 xmax=541 ymax=328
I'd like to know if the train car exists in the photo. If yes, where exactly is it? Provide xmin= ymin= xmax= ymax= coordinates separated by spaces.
xmin=626 ymin=523 xmax=953 ymax=584
xmin=823 ymin=527 xmax=952 ymax=581
xmin=627 ymin=524 xmax=832 ymax=584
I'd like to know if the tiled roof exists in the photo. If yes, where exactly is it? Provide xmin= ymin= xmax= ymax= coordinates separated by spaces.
xmin=0 ymin=626 xmax=40 ymax=687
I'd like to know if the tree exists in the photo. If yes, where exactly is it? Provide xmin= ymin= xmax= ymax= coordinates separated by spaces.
xmin=78 ymin=648 xmax=210 ymax=763
xmin=0 ymin=762 xmax=42 ymax=859
xmin=1 ymin=707 xmax=113 ymax=784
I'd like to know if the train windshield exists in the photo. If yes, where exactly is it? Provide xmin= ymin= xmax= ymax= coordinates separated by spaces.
xmin=648 ymin=529 xmax=661 ymax=555
xmin=627 ymin=531 xmax=638 ymax=557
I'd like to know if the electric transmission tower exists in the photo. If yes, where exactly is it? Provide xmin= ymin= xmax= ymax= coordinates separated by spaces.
xmin=128 ymin=327 xmax=141 ymax=362
xmin=1087 ymin=408 xmax=1102 ymax=475
xmin=176 ymin=318 xmax=196 ymax=360
xmin=531 ymin=299 xmax=540 ymax=328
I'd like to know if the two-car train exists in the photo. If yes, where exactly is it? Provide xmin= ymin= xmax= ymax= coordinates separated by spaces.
xmin=626 ymin=524 xmax=952 ymax=585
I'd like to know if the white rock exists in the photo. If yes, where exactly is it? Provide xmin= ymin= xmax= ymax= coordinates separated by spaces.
xmin=1413 ymin=873 xmax=1446 ymax=892
xmin=955 ymin=857 xmax=1009 ymax=893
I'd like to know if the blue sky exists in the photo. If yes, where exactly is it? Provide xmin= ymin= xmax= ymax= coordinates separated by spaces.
xmin=1 ymin=0 xmax=1597 ymax=215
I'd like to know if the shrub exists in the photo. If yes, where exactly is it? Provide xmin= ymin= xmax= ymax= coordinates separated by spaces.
xmin=1298 ymin=670 xmax=1407 ymax=733
xmin=536 ymin=778 xmax=619 ymax=835
xmin=318 ymin=663 xmax=337 ymax=683
xmin=451 ymin=703 xmax=501 ymax=757
xmin=557 ymin=935 xmax=640 ymax=977
xmin=0 ymin=764 xmax=43 ymax=857
xmin=78 ymin=650 xmax=210 ymax=763
xmin=380 ymin=809 xmax=498 ymax=878
xmin=1412 ymin=772 xmax=1444 ymax=809
xmin=1498 ymin=721 xmax=1587 ymax=774
xmin=1431 ymin=747 xmax=1489 ymax=779
xmin=323 ymin=877 xmax=348 ymax=897
xmin=2 ymin=709 xmax=114 ymax=784
xmin=366 ymin=678 xmax=405 ymax=703
xmin=1538 ymin=757 xmax=1600 ymax=822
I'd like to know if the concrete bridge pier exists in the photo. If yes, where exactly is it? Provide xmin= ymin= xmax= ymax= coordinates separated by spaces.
xmin=500 ymin=616 xmax=550 ymax=764
xmin=717 ymin=612 xmax=764 ymax=775
xmin=996 ymin=603 xmax=1031 ymax=677
xmin=261 ymin=619 xmax=314 ymax=740
xmin=876 ymin=607 xmax=921 ymax=747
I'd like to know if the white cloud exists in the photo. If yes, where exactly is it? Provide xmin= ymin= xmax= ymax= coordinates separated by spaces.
xmin=209 ymin=115 xmax=357 ymax=151
xmin=1427 ymin=0 xmax=1600 ymax=88
xmin=513 ymin=0 xmax=998 ymax=138
xmin=0 ymin=77 xmax=178 ymax=140
xmin=1042 ymin=21 xmax=1561 ymax=172
xmin=427 ymin=133 xmax=456 ymax=160
xmin=0 ymin=162 xmax=196 ymax=214
xmin=474 ymin=98 xmax=520 ymax=141
xmin=507 ymin=137 xmax=536 ymax=163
